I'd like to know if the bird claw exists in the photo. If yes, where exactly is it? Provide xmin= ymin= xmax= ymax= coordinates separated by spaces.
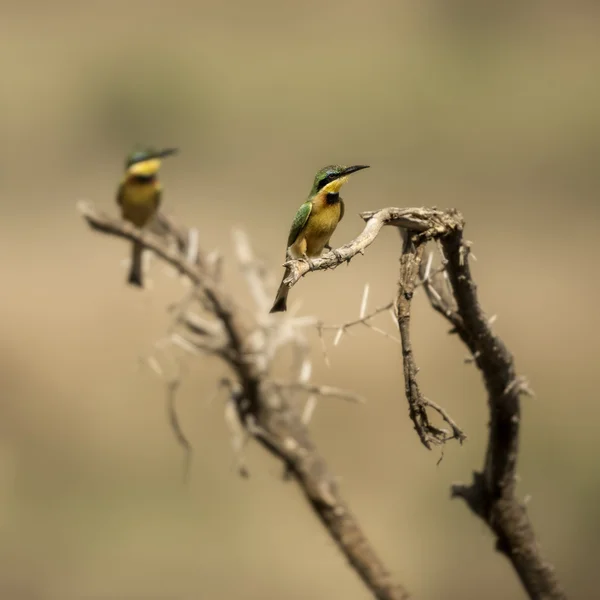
xmin=325 ymin=244 xmax=344 ymax=263
xmin=301 ymin=254 xmax=315 ymax=270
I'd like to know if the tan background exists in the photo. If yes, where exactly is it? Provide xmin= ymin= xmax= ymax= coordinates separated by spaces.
xmin=1 ymin=1 xmax=599 ymax=598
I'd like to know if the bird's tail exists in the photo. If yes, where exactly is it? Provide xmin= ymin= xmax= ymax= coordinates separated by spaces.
xmin=127 ymin=241 xmax=144 ymax=287
xmin=270 ymin=269 xmax=291 ymax=313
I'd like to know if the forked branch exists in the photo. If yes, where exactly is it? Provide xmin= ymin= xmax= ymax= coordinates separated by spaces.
xmin=284 ymin=201 xmax=564 ymax=597
xmin=295 ymin=207 xmax=466 ymax=451
xmin=79 ymin=199 xmax=565 ymax=600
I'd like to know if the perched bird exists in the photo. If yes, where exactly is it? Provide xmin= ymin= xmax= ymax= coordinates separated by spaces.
xmin=116 ymin=147 xmax=178 ymax=287
xmin=270 ymin=164 xmax=369 ymax=313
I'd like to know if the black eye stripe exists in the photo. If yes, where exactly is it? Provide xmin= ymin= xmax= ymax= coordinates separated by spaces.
xmin=316 ymin=173 xmax=337 ymax=192
xmin=127 ymin=155 xmax=148 ymax=168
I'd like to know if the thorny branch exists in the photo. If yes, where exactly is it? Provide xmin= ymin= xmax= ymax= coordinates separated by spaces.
xmin=79 ymin=199 xmax=565 ymax=600
xmin=295 ymin=208 xmax=466 ymax=451
xmin=418 ymin=231 xmax=566 ymax=599
xmin=281 ymin=202 xmax=565 ymax=598
xmin=282 ymin=207 xmax=457 ymax=287
xmin=78 ymin=200 xmax=411 ymax=600
xmin=397 ymin=236 xmax=466 ymax=449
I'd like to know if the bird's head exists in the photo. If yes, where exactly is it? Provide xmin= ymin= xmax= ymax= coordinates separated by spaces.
xmin=125 ymin=147 xmax=178 ymax=177
xmin=310 ymin=164 xmax=370 ymax=198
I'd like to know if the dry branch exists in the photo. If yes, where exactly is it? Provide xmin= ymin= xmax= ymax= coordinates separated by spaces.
xmin=397 ymin=236 xmax=466 ymax=448
xmin=282 ymin=207 xmax=459 ymax=287
xmin=79 ymin=198 xmax=565 ymax=600
xmin=78 ymin=200 xmax=411 ymax=600
xmin=281 ymin=201 xmax=564 ymax=597
xmin=291 ymin=207 xmax=466 ymax=451
xmin=422 ymin=230 xmax=565 ymax=599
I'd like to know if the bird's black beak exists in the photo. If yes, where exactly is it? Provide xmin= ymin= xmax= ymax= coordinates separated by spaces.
xmin=342 ymin=165 xmax=370 ymax=176
xmin=155 ymin=147 xmax=179 ymax=159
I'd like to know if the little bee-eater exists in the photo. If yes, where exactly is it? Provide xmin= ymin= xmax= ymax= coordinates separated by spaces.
xmin=270 ymin=164 xmax=369 ymax=313
xmin=116 ymin=147 xmax=178 ymax=287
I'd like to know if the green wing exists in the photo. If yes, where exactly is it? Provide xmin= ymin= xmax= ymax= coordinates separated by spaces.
xmin=287 ymin=201 xmax=312 ymax=248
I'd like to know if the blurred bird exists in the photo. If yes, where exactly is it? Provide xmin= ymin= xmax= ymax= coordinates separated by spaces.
xmin=116 ymin=146 xmax=178 ymax=287
xmin=270 ymin=164 xmax=369 ymax=313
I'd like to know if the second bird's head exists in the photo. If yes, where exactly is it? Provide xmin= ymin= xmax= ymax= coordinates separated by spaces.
xmin=310 ymin=164 xmax=370 ymax=197
xmin=125 ymin=147 xmax=179 ymax=177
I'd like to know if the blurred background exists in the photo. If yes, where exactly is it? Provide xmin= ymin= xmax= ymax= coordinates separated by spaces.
xmin=1 ymin=1 xmax=599 ymax=598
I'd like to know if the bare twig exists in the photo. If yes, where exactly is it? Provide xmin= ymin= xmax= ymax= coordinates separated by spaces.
xmin=318 ymin=300 xmax=400 ymax=347
xmin=232 ymin=228 xmax=272 ymax=313
xmin=419 ymin=251 xmax=463 ymax=333
xmin=166 ymin=379 xmax=193 ymax=485
xmin=266 ymin=380 xmax=366 ymax=404
xmin=315 ymin=265 xmax=447 ymax=354
xmin=396 ymin=237 xmax=466 ymax=449
xmin=320 ymin=301 xmax=394 ymax=331
xmin=318 ymin=265 xmax=445 ymax=339
xmin=421 ymin=397 xmax=466 ymax=445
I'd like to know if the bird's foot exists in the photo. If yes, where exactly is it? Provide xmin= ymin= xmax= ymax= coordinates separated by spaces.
xmin=325 ymin=244 xmax=344 ymax=263
xmin=301 ymin=254 xmax=315 ymax=270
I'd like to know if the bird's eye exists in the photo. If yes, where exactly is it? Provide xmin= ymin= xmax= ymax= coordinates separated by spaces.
xmin=318 ymin=173 xmax=337 ymax=191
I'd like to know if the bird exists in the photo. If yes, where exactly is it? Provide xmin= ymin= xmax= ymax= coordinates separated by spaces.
xmin=116 ymin=146 xmax=178 ymax=287
xmin=269 ymin=164 xmax=369 ymax=313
